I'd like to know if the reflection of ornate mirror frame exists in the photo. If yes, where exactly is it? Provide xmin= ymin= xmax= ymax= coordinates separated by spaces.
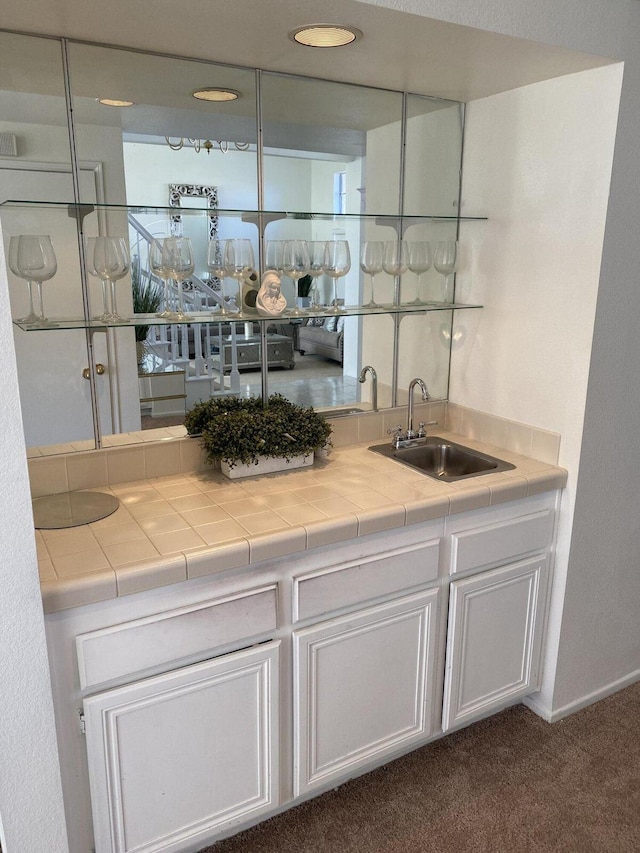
xmin=168 ymin=184 xmax=218 ymax=239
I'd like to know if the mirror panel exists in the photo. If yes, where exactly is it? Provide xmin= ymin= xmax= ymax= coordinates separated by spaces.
xmin=2 ymin=34 xmax=465 ymax=455
xmin=0 ymin=32 xmax=98 ymax=449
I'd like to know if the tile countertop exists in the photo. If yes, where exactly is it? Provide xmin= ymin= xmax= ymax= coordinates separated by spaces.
xmin=37 ymin=432 xmax=567 ymax=614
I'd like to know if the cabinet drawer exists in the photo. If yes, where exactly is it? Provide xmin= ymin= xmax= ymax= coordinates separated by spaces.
xmin=448 ymin=510 xmax=553 ymax=576
xmin=76 ymin=584 xmax=278 ymax=689
xmin=293 ymin=540 xmax=439 ymax=622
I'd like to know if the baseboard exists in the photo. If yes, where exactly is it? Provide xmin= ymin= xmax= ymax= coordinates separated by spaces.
xmin=524 ymin=668 xmax=640 ymax=723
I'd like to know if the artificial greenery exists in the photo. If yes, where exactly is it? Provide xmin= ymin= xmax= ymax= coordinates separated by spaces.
xmin=131 ymin=255 xmax=163 ymax=342
xmin=185 ymin=394 xmax=332 ymax=468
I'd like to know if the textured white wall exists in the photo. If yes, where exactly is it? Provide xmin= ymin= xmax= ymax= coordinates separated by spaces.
xmin=363 ymin=0 xmax=640 ymax=716
xmin=0 ymin=236 xmax=69 ymax=849
xmin=453 ymin=64 xmax=623 ymax=714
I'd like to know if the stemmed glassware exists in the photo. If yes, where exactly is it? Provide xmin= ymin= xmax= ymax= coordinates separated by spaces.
xmin=162 ymin=236 xmax=194 ymax=320
xmin=323 ymin=240 xmax=351 ymax=313
xmin=86 ymin=236 xmax=130 ymax=322
xmin=360 ymin=240 xmax=384 ymax=308
xmin=9 ymin=235 xmax=58 ymax=327
xmin=282 ymin=239 xmax=310 ymax=315
xmin=434 ymin=240 xmax=458 ymax=302
xmin=223 ymin=238 xmax=255 ymax=316
xmin=407 ymin=241 xmax=433 ymax=305
xmin=148 ymin=238 xmax=173 ymax=318
xmin=206 ymin=238 xmax=231 ymax=315
xmin=383 ymin=240 xmax=409 ymax=305
xmin=306 ymin=240 xmax=326 ymax=308
xmin=264 ymin=239 xmax=285 ymax=276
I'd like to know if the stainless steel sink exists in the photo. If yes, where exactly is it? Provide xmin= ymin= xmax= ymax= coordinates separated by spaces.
xmin=369 ymin=436 xmax=515 ymax=482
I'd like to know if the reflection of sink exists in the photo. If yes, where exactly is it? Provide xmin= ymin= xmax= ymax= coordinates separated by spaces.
xmin=369 ymin=437 xmax=515 ymax=482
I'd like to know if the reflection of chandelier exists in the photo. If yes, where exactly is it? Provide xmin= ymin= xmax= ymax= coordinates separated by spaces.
xmin=164 ymin=136 xmax=251 ymax=154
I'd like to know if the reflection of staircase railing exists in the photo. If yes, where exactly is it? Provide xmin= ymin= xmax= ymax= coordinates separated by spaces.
xmin=128 ymin=212 xmax=242 ymax=397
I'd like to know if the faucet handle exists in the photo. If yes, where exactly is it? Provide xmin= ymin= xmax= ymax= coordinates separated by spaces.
xmin=387 ymin=425 xmax=403 ymax=437
xmin=387 ymin=425 xmax=403 ymax=447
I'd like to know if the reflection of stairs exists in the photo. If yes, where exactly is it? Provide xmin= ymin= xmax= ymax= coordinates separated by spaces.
xmin=129 ymin=213 xmax=244 ymax=400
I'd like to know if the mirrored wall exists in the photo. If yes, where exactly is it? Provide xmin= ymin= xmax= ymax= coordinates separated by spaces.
xmin=0 ymin=30 xmax=465 ymax=454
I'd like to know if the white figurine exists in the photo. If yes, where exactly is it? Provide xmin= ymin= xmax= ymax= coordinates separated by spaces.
xmin=256 ymin=270 xmax=287 ymax=316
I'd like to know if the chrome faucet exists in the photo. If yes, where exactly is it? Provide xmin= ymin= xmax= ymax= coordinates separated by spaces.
xmin=388 ymin=377 xmax=432 ymax=449
xmin=407 ymin=377 xmax=430 ymax=438
xmin=358 ymin=365 xmax=378 ymax=412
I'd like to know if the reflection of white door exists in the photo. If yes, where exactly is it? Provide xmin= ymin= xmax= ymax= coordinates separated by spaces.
xmin=0 ymin=161 xmax=139 ymax=447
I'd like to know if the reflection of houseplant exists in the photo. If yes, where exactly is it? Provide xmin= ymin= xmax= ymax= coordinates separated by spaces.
xmin=131 ymin=256 xmax=163 ymax=368
xmin=185 ymin=394 xmax=332 ymax=476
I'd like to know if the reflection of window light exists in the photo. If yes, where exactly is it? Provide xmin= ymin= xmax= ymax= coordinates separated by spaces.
xmin=334 ymin=171 xmax=346 ymax=214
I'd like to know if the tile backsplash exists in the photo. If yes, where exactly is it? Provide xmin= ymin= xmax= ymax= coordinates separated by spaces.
xmin=27 ymin=400 xmax=560 ymax=497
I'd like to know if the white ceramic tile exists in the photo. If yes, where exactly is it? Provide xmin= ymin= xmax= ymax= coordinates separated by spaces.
xmin=239 ymin=510 xmax=291 ymax=536
xmin=309 ymin=495 xmax=361 ymax=517
xmin=138 ymin=513 xmax=191 ymax=536
xmin=218 ymin=496 xmax=269 ymax=518
xmin=50 ymin=548 xmax=111 ymax=577
xmin=144 ymin=440 xmax=183 ymax=479
xmin=275 ymin=503 xmax=328 ymax=525
xmin=44 ymin=529 xmax=100 ymax=558
xmin=305 ymin=515 xmax=359 ymax=549
xmin=66 ymin=452 xmax=109 ymax=492
xmin=168 ymin=492 xmax=216 ymax=512
xmin=106 ymin=447 xmax=146 ymax=485
xmin=41 ymin=570 xmax=118 ymax=614
xmin=186 ymin=541 xmax=250 ymax=579
xmin=357 ymin=505 xmax=405 ymax=536
xmin=179 ymin=505 xmax=232 ymax=527
xmin=115 ymin=555 xmax=187 ymax=597
xmin=102 ymin=538 xmax=160 ymax=568
xmin=530 ymin=428 xmax=561 ymax=465
xmin=148 ymin=528 xmax=207 ymax=555
xmin=505 ymin=422 xmax=533 ymax=456
xmin=248 ymin=527 xmax=306 ymax=563
xmin=91 ymin=522 xmax=147 ymax=547
xmin=28 ymin=456 xmax=69 ymax=498
xmin=194 ymin=518 xmax=250 ymax=546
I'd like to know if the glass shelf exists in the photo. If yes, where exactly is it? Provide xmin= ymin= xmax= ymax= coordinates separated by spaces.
xmin=0 ymin=199 xmax=486 ymax=224
xmin=13 ymin=301 xmax=483 ymax=332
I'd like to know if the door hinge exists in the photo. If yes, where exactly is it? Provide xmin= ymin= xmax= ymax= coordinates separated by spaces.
xmin=79 ymin=710 xmax=86 ymax=735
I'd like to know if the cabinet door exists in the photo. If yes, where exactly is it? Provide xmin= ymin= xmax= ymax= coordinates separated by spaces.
xmin=293 ymin=589 xmax=439 ymax=797
xmin=84 ymin=641 xmax=279 ymax=853
xmin=442 ymin=556 xmax=550 ymax=732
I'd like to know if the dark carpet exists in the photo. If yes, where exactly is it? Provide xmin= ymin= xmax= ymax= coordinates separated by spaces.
xmin=200 ymin=681 xmax=640 ymax=852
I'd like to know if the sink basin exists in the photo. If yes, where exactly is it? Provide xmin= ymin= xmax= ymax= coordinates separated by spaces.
xmin=369 ymin=436 xmax=515 ymax=482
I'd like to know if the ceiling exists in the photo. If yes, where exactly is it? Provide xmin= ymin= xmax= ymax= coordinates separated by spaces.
xmin=0 ymin=0 xmax=614 ymax=103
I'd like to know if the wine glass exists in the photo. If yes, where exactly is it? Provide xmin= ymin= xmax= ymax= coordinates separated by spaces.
xmin=206 ymin=238 xmax=230 ymax=315
xmin=264 ymin=239 xmax=285 ymax=275
xmin=87 ymin=236 xmax=129 ymax=322
xmin=306 ymin=240 xmax=326 ymax=307
xmin=8 ymin=235 xmax=40 ymax=324
xmin=383 ymin=240 xmax=409 ymax=305
xmin=360 ymin=240 xmax=384 ymax=308
xmin=282 ymin=239 xmax=310 ymax=316
xmin=224 ymin=238 xmax=255 ymax=316
xmin=162 ymin=236 xmax=194 ymax=320
xmin=434 ymin=240 xmax=458 ymax=302
xmin=9 ymin=235 xmax=58 ymax=327
xmin=323 ymin=240 xmax=351 ymax=313
xmin=148 ymin=238 xmax=173 ymax=318
xmin=407 ymin=241 xmax=433 ymax=305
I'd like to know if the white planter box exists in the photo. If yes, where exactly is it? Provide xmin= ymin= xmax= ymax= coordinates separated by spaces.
xmin=221 ymin=454 xmax=314 ymax=479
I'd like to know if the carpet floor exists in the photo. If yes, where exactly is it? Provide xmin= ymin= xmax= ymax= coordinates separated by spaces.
xmin=199 ymin=681 xmax=640 ymax=853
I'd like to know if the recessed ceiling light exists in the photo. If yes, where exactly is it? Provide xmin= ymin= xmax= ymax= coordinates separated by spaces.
xmin=191 ymin=88 xmax=240 ymax=102
xmin=288 ymin=24 xmax=362 ymax=48
xmin=97 ymin=98 xmax=134 ymax=107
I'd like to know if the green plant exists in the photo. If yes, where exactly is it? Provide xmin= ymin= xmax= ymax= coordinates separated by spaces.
xmin=185 ymin=394 xmax=332 ymax=468
xmin=131 ymin=255 xmax=163 ymax=342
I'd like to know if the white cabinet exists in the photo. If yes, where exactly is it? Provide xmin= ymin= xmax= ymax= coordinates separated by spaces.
xmin=441 ymin=494 xmax=557 ymax=733
xmin=83 ymin=641 xmax=280 ymax=853
xmin=293 ymin=588 xmax=440 ymax=796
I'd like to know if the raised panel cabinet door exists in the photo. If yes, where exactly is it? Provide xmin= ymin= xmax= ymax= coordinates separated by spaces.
xmin=442 ymin=556 xmax=551 ymax=732
xmin=83 ymin=641 xmax=280 ymax=853
xmin=293 ymin=588 xmax=440 ymax=797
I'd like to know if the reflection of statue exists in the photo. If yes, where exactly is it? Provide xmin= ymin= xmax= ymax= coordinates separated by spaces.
xmin=256 ymin=271 xmax=287 ymax=316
